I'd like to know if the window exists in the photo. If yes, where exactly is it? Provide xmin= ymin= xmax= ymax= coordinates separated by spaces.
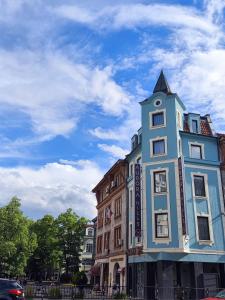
xmin=129 ymin=190 xmax=133 ymax=208
xmin=155 ymin=213 xmax=169 ymax=238
xmin=152 ymin=112 xmax=164 ymax=127
xmin=130 ymin=164 xmax=133 ymax=177
xmin=154 ymin=171 xmax=167 ymax=193
xmin=97 ymin=236 xmax=102 ymax=254
xmin=114 ymin=226 xmax=122 ymax=248
xmin=177 ymin=111 xmax=182 ymax=128
xmin=130 ymin=224 xmax=132 ymax=245
xmin=97 ymin=211 xmax=104 ymax=228
xmin=153 ymin=139 xmax=165 ymax=156
xmin=86 ymin=243 xmax=93 ymax=253
xmin=192 ymin=120 xmax=198 ymax=133
xmin=198 ymin=216 xmax=210 ymax=241
xmin=105 ymin=205 xmax=112 ymax=224
xmin=114 ymin=198 xmax=122 ymax=218
xmin=194 ymin=175 xmax=206 ymax=197
xmin=104 ymin=232 xmax=110 ymax=250
xmin=191 ymin=144 xmax=202 ymax=159
xmin=87 ymin=228 xmax=93 ymax=236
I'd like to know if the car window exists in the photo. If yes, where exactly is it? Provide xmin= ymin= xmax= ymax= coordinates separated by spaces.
xmin=216 ymin=290 xmax=225 ymax=298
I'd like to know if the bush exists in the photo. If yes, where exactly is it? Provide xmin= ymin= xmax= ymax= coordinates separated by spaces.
xmin=113 ymin=292 xmax=128 ymax=299
xmin=60 ymin=273 xmax=72 ymax=284
xmin=72 ymin=271 xmax=87 ymax=286
xmin=48 ymin=287 xmax=61 ymax=299
xmin=25 ymin=286 xmax=34 ymax=299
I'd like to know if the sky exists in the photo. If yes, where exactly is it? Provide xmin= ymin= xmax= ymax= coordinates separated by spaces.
xmin=0 ymin=0 xmax=224 ymax=220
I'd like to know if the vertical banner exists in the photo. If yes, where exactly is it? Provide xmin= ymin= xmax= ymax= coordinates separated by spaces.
xmin=178 ymin=157 xmax=187 ymax=235
xmin=135 ymin=164 xmax=141 ymax=237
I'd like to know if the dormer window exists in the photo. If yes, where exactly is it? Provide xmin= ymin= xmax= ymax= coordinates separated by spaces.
xmin=192 ymin=120 xmax=198 ymax=133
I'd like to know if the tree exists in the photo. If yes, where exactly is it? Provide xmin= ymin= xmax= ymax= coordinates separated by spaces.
xmin=0 ymin=197 xmax=37 ymax=277
xmin=27 ymin=215 xmax=62 ymax=280
xmin=55 ymin=209 xmax=87 ymax=276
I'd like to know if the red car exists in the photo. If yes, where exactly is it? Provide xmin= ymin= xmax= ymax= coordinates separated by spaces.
xmin=201 ymin=289 xmax=225 ymax=299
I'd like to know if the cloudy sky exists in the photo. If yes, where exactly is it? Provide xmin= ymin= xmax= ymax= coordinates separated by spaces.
xmin=0 ymin=0 xmax=224 ymax=219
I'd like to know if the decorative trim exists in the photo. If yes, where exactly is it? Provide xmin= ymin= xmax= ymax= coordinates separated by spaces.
xmin=143 ymin=158 xmax=177 ymax=167
xmin=154 ymin=99 xmax=162 ymax=107
xmin=142 ymin=248 xmax=225 ymax=255
xmin=185 ymin=163 xmax=218 ymax=170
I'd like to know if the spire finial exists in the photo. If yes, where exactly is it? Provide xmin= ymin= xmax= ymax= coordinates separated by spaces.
xmin=153 ymin=70 xmax=172 ymax=94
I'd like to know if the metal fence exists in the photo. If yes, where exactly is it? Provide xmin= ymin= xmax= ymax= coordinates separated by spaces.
xmin=24 ymin=284 xmax=225 ymax=299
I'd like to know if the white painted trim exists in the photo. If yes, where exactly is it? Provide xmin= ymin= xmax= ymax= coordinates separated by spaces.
xmin=143 ymin=164 xmax=147 ymax=250
xmin=188 ymin=141 xmax=205 ymax=159
xmin=154 ymin=99 xmax=162 ymax=107
xmin=143 ymin=158 xmax=177 ymax=167
xmin=151 ymin=168 xmax=171 ymax=244
xmin=217 ymin=169 xmax=225 ymax=243
xmin=177 ymin=110 xmax=182 ymax=129
xmin=143 ymin=248 xmax=225 ymax=255
xmin=150 ymin=136 xmax=168 ymax=158
xmin=174 ymin=159 xmax=183 ymax=248
xmin=191 ymin=172 xmax=214 ymax=245
xmin=185 ymin=164 xmax=218 ymax=170
xmin=149 ymin=109 xmax=166 ymax=130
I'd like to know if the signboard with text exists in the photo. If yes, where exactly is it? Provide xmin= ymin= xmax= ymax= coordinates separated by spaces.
xmin=135 ymin=164 xmax=141 ymax=237
xmin=178 ymin=157 xmax=187 ymax=235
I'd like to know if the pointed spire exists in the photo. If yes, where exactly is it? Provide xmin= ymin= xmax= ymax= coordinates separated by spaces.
xmin=153 ymin=70 xmax=172 ymax=94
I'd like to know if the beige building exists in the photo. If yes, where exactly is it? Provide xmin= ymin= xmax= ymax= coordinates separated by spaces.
xmin=92 ymin=159 xmax=127 ymax=289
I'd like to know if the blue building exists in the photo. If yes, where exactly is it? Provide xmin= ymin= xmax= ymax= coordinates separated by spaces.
xmin=127 ymin=72 xmax=225 ymax=299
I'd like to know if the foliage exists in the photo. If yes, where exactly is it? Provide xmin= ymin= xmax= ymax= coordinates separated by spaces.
xmin=27 ymin=215 xmax=62 ymax=280
xmin=113 ymin=292 xmax=128 ymax=299
xmin=60 ymin=272 xmax=72 ymax=283
xmin=48 ymin=287 xmax=61 ymax=299
xmin=0 ymin=197 xmax=37 ymax=276
xmin=55 ymin=209 xmax=87 ymax=275
xmin=25 ymin=285 xmax=34 ymax=298
xmin=72 ymin=271 xmax=87 ymax=286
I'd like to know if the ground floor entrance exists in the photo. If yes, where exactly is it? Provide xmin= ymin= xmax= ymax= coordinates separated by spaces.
xmin=128 ymin=261 xmax=225 ymax=300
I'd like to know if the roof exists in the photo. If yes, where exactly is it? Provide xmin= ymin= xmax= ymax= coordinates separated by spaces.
xmin=183 ymin=114 xmax=213 ymax=136
xmin=153 ymin=70 xmax=172 ymax=94
xmin=92 ymin=159 xmax=126 ymax=193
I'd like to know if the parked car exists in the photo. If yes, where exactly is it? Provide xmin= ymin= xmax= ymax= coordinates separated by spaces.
xmin=0 ymin=279 xmax=24 ymax=300
xmin=201 ymin=289 xmax=225 ymax=299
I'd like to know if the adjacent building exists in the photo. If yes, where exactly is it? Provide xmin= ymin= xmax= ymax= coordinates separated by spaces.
xmin=92 ymin=159 xmax=127 ymax=289
xmin=79 ymin=223 xmax=95 ymax=283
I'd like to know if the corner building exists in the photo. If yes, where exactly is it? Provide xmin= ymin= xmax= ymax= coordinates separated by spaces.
xmin=128 ymin=72 xmax=225 ymax=299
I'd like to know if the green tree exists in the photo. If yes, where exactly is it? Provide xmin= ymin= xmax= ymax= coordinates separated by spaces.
xmin=55 ymin=209 xmax=87 ymax=276
xmin=0 ymin=197 xmax=37 ymax=277
xmin=27 ymin=215 xmax=62 ymax=280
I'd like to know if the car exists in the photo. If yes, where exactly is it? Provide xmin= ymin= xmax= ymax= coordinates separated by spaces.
xmin=201 ymin=289 xmax=225 ymax=299
xmin=0 ymin=279 xmax=24 ymax=300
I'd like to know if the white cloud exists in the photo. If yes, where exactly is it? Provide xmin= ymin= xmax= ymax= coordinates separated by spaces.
xmin=0 ymin=160 xmax=103 ymax=219
xmin=98 ymin=143 xmax=129 ymax=159
xmin=54 ymin=3 xmax=217 ymax=33
xmin=0 ymin=49 xmax=130 ymax=140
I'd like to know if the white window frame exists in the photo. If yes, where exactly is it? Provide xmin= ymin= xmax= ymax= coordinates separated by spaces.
xmin=150 ymin=136 xmax=167 ymax=158
xmin=177 ymin=110 xmax=182 ymax=129
xmin=149 ymin=109 xmax=166 ymax=129
xmin=192 ymin=173 xmax=208 ymax=199
xmin=153 ymin=169 xmax=168 ymax=195
xmin=189 ymin=142 xmax=205 ymax=160
xmin=153 ymin=210 xmax=170 ymax=243
xmin=196 ymin=213 xmax=214 ymax=245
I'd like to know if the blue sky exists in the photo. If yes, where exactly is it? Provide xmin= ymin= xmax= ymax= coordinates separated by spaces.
xmin=0 ymin=0 xmax=224 ymax=219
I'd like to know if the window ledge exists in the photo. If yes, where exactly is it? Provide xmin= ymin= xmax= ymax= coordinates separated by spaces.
xmin=198 ymin=240 xmax=214 ymax=246
xmin=151 ymin=153 xmax=167 ymax=158
xmin=154 ymin=192 xmax=168 ymax=196
xmin=150 ymin=125 xmax=166 ymax=130
xmin=154 ymin=238 xmax=170 ymax=244
xmin=194 ymin=196 xmax=208 ymax=200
